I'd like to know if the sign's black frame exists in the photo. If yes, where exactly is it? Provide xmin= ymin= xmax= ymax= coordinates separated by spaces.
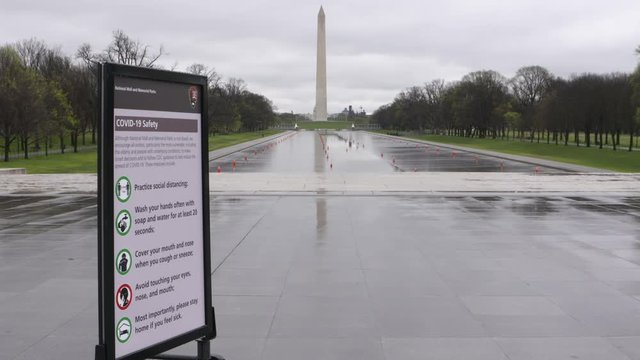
xmin=97 ymin=63 xmax=213 ymax=360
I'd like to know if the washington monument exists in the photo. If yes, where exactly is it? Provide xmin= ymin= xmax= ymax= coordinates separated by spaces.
xmin=313 ymin=6 xmax=327 ymax=121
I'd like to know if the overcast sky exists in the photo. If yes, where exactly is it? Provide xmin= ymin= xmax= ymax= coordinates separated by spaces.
xmin=2 ymin=0 xmax=640 ymax=114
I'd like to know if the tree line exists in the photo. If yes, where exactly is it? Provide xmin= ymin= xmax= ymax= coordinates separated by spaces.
xmin=0 ymin=39 xmax=94 ymax=161
xmin=373 ymin=51 xmax=640 ymax=151
xmin=0 ymin=30 xmax=276 ymax=162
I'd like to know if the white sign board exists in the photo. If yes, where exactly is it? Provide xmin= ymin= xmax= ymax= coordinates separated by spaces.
xmin=110 ymin=74 xmax=207 ymax=359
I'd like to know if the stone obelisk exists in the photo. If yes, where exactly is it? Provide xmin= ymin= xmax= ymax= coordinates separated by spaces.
xmin=313 ymin=6 xmax=327 ymax=121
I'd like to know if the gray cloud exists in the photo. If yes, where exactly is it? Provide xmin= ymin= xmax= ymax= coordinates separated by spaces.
xmin=1 ymin=0 xmax=639 ymax=114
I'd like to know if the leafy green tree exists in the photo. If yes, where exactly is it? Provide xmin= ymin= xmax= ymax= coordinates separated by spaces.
xmin=208 ymin=90 xmax=237 ymax=134
xmin=239 ymin=92 xmax=275 ymax=131
xmin=393 ymin=86 xmax=428 ymax=131
xmin=534 ymin=79 xmax=568 ymax=145
xmin=372 ymin=103 xmax=397 ymax=130
xmin=510 ymin=66 xmax=553 ymax=140
xmin=37 ymin=47 xmax=85 ymax=152
xmin=16 ymin=69 xmax=47 ymax=159
xmin=600 ymin=73 xmax=632 ymax=150
xmin=65 ymin=65 xmax=95 ymax=149
xmin=504 ymin=111 xmax=522 ymax=140
xmin=631 ymin=63 xmax=640 ymax=151
xmin=629 ymin=107 xmax=640 ymax=151
xmin=423 ymin=79 xmax=447 ymax=132
xmin=451 ymin=70 xmax=509 ymax=138
xmin=43 ymin=80 xmax=73 ymax=154
xmin=6 ymin=43 xmax=49 ymax=160
xmin=0 ymin=46 xmax=23 ymax=161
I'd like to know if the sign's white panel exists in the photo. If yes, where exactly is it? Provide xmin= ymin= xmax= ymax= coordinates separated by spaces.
xmin=112 ymin=77 xmax=205 ymax=358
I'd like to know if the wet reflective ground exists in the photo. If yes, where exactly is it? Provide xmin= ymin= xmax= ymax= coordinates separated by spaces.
xmin=210 ymin=131 xmax=563 ymax=174
xmin=2 ymin=193 xmax=640 ymax=359
xmin=1 ymin=130 xmax=636 ymax=359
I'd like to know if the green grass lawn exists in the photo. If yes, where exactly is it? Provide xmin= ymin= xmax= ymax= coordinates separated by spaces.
xmin=296 ymin=121 xmax=353 ymax=130
xmin=0 ymin=147 xmax=98 ymax=174
xmin=405 ymin=134 xmax=640 ymax=172
xmin=0 ymin=130 xmax=284 ymax=174
xmin=0 ymin=133 xmax=96 ymax=154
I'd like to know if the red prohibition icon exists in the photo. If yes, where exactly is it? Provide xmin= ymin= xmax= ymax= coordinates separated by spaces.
xmin=116 ymin=283 xmax=133 ymax=310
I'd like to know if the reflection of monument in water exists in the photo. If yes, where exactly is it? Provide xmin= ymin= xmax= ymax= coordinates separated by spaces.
xmin=313 ymin=6 xmax=328 ymax=121
xmin=313 ymin=133 xmax=327 ymax=237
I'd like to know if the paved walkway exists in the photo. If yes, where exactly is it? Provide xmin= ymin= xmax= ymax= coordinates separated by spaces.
xmin=2 ymin=131 xmax=640 ymax=360
xmin=2 ymin=192 xmax=640 ymax=359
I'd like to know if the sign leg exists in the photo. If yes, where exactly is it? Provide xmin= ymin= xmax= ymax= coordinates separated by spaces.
xmin=95 ymin=344 xmax=106 ymax=360
xmin=150 ymin=339 xmax=225 ymax=360
xmin=197 ymin=338 xmax=225 ymax=360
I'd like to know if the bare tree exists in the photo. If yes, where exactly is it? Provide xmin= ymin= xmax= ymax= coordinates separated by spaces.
xmin=102 ymin=29 xmax=165 ymax=68
xmin=225 ymin=78 xmax=247 ymax=98
xmin=185 ymin=63 xmax=221 ymax=89
xmin=74 ymin=44 xmax=99 ymax=144
xmin=76 ymin=43 xmax=98 ymax=67
xmin=423 ymin=79 xmax=447 ymax=131
xmin=15 ymin=38 xmax=47 ymax=71
xmin=510 ymin=66 xmax=553 ymax=108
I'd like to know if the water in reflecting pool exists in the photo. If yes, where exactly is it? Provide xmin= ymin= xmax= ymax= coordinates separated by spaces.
xmin=209 ymin=131 xmax=562 ymax=174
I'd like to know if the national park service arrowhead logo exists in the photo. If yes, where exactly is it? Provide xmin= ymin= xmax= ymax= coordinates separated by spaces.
xmin=189 ymin=86 xmax=199 ymax=109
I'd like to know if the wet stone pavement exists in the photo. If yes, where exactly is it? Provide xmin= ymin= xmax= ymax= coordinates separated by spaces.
xmin=2 ymin=130 xmax=640 ymax=360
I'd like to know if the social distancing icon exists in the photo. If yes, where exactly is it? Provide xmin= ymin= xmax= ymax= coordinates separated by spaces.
xmin=116 ymin=210 xmax=132 ymax=236
xmin=116 ymin=284 xmax=133 ymax=310
xmin=116 ymin=176 xmax=132 ymax=203
xmin=116 ymin=317 xmax=132 ymax=343
xmin=116 ymin=249 xmax=132 ymax=275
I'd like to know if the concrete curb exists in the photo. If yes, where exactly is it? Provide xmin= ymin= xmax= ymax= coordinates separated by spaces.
xmin=208 ymin=131 xmax=295 ymax=161
xmin=4 ymin=172 xmax=639 ymax=196
xmin=208 ymin=172 xmax=640 ymax=194
xmin=0 ymin=168 xmax=27 ymax=175
xmin=369 ymin=132 xmax=615 ymax=173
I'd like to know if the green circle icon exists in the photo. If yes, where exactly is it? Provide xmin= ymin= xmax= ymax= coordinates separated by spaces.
xmin=116 ymin=249 xmax=132 ymax=275
xmin=116 ymin=210 xmax=132 ymax=236
xmin=115 ymin=176 xmax=132 ymax=203
xmin=116 ymin=317 xmax=132 ymax=343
